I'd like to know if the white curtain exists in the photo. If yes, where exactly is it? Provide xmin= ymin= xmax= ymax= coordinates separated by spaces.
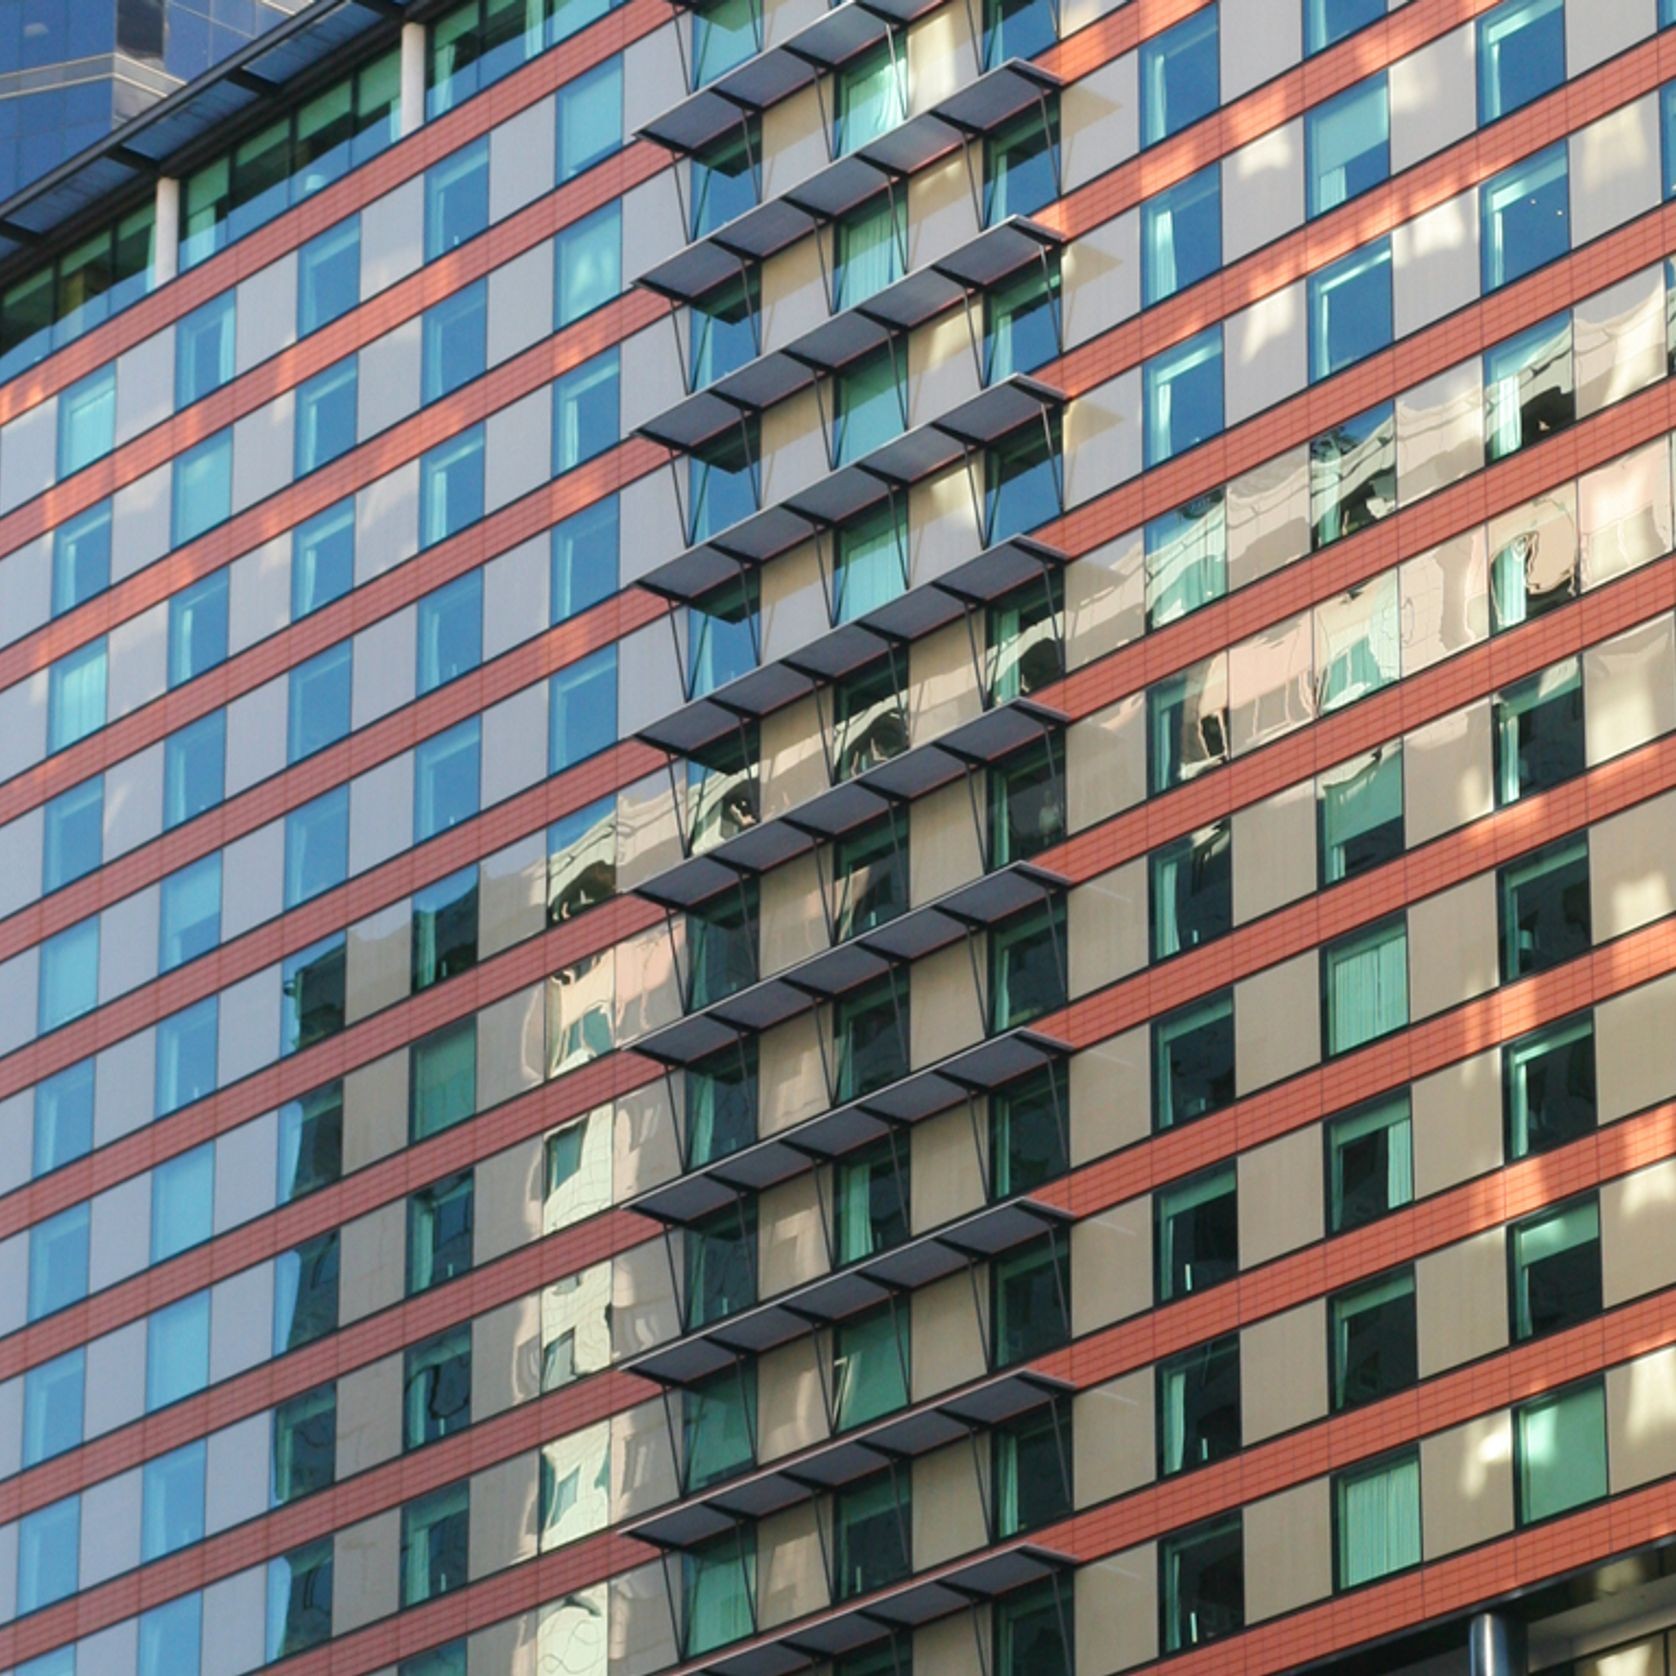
xmin=838 ymin=197 xmax=902 ymax=308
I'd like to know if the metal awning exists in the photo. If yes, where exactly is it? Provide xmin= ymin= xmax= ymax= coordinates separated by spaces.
xmin=633 ymin=1027 xmax=1066 ymax=1226
xmin=625 ymin=1195 xmax=1072 ymax=1386
xmin=637 ymin=60 xmax=1060 ymax=302
xmin=639 ymin=217 xmax=1062 ymax=454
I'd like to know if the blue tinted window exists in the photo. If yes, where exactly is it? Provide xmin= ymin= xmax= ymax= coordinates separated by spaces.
xmin=33 ymin=1061 xmax=94 ymax=1176
xmin=1306 ymin=0 xmax=1384 ymax=54
xmin=1309 ymin=237 xmax=1393 ymax=380
xmin=51 ymin=501 xmax=112 ymax=617
xmin=415 ymin=718 xmax=482 ymax=842
xmin=159 ymin=854 xmax=222 ymax=972
xmin=288 ymin=642 xmax=353 ymax=762
xmin=298 ymin=218 xmax=361 ymax=336
xmin=38 ymin=916 xmax=99 ymax=1033
xmin=23 ymin=1348 xmax=84 ymax=1466
xmin=168 ymin=568 xmax=229 ymax=687
xmin=172 ymin=429 xmax=233 ymax=546
xmin=1307 ymin=75 xmax=1389 ymax=218
xmin=292 ymin=499 xmax=355 ymax=619
xmin=16 ymin=1647 xmax=76 ymax=1676
xmin=1142 ymin=166 xmax=1221 ymax=307
xmin=426 ymin=138 xmax=490 ymax=259
xmin=554 ymin=348 xmax=621 ymax=475
xmin=57 ymin=365 xmax=115 ymax=478
xmin=155 ymin=997 xmax=220 ymax=1118
xmin=1482 ymin=144 xmax=1569 ymax=291
xmin=284 ymin=787 xmax=350 ymax=907
xmin=176 ymin=292 xmax=237 ymax=408
xmin=420 ymin=425 xmax=485 ymax=548
xmin=147 ymin=1290 xmax=211 ymax=1410
xmin=417 ymin=570 xmax=483 ymax=694
xmin=141 ymin=1439 xmax=207 ymax=1560
xmin=139 ymin=1589 xmax=202 ymax=1676
xmin=551 ymin=647 xmax=618 ymax=773
xmin=42 ymin=776 xmax=103 ymax=893
xmin=16 ymin=1498 xmax=79 ymax=1612
xmin=1140 ymin=7 xmax=1219 ymax=148
xmin=984 ymin=111 xmax=1058 ymax=224
xmin=555 ymin=204 xmax=623 ymax=329
xmin=273 ymin=1231 xmax=341 ymax=1351
xmin=422 ymin=280 xmax=487 ymax=404
xmin=28 ymin=1203 xmax=89 ymax=1320
xmin=47 ymin=637 xmax=106 ymax=752
xmin=1144 ymin=326 xmax=1223 ymax=467
xmin=164 ymin=709 xmax=227 ymax=829
xmin=1478 ymin=0 xmax=1564 ymax=124
xmin=984 ymin=0 xmax=1056 ymax=67
xmin=295 ymin=358 xmax=359 ymax=473
xmin=557 ymin=57 xmax=624 ymax=184
xmin=552 ymin=495 xmax=619 ymax=623
xmin=152 ymin=1143 xmax=215 ymax=1262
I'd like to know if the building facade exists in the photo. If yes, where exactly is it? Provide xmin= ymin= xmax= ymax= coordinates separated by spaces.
xmin=3 ymin=0 xmax=1676 ymax=1673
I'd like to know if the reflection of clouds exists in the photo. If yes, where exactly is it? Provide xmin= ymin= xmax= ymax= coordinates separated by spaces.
xmin=541 ymin=1261 xmax=612 ymax=1392
xmin=539 ymin=1584 xmax=608 ymax=1676
xmin=540 ymin=1419 xmax=612 ymax=1552
xmin=544 ymin=1104 xmax=612 ymax=1234
xmin=547 ymin=951 xmax=615 ymax=1076
xmin=1580 ymin=441 xmax=1672 ymax=589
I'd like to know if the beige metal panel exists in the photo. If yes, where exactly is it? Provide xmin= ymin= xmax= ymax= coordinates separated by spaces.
xmin=333 ymin=1509 xmax=400 ymax=1635
xmin=349 ymin=753 xmax=415 ymax=876
xmin=109 ymin=464 xmax=171 ymax=583
xmin=622 ymin=22 xmax=685 ymax=138
xmin=335 ymin=1351 xmax=403 ymax=1480
xmin=617 ymin=466 xmax=687 ymax=589
xmin=616 ymin=1078 xmax=680 ymax=1202
xmin=93 ymin=1029 xmax=154 ymax=1150
xmin=1608 ymin=1344 xmax=1676 ymax=1491
xmin=1579 ymin=439 xmax=1673 ymax=590
xmin=914 ymin=1439 xmax=987 ymax=1570
xmin=478 ymin=984 xmax=547 ymax=1110
xmin=1591 ymin=788 xmax=1676 ymax=942
xmin=1241 ymin=1300 xmax=1326 ymax=1444
xmin=759 ymin=385 xmax=829 ymax=508
xmin=617 ymin=770 xmax=684 ymax=896
xmin=225 ymin=675 xmax=287 ymax=798
xmin=918 ymin=1612 xmax=987 ymax=1676
xmin=1420 ymin=1410 xmax=1514 ymax=1558
xmin=1567 ymin=0 xmax=1655 ymax=72
xmin=471 ymin=1611 xmax=543 ymax=1676
xmin=1235 ymin=952 xmax=1321 ymax=1096
xmin=1066 ymin=693 xmax=1145 ymax=832
xmin=1227 ymin=611 xmax=1314 ymax=757
xmin=1220 ymin=0 xmax=1299 ymax=101
xmin=1223 ymin=120 xmax=1303 ymax=264
xmin=907 ymin=153 xmax=982 ymax=274
xmin=1400 ymin=528 xmax=1488 ymax=676
xmin=760 ymin=540 xmax=829 ymax=665
xmin=1575 ymin=267 xmax=1666 ymax=420
xmin=470 ymin=1451 xmax=539 ymax=1580
xmin=350 ymin=602 xmax=417 ymax=730
xmin=114 ymin=324 xmax=174 ymax=447
xmin=1392 ymin=189 xmax=1479 ymax=340
xmin=617 ymin=617 xmax=685 ymax=743
xmin=1227 ymin=444 xmax=1309 ymax=590
xmin=1403 ymin=698 xmax=1492 ymax=846
xmin=0 ymin=536 xmax=50 ymax=656
xmin=1412 ymin=1047 xmax=1502 ymax=1198
xmin=1070 ymin=1198 xmax=1150 ymax=1335
xmin=1076 ymin=1547 xmax=1157 ymax=1672
xmin=1071 ymin=1027 xmax=1150 ymax=1164
xmin=758 ymin=1502 xmax=830 ymax=1628
xmin=1389 ymin=22 xmax=1474 ymax=174
xmin=761 ymin=853 xmax=828 ymax=977
xmin=1074 ymin=1369 xmax=1154 ymax=1506
xmin=1397 ymin=359 xmax=1483 ymax=507
xmin=488 ymin=243 xmax=555 ymax=369
xmin=1232 ymin=781 xmax=1315 ymax=925
xmin=907 ymin=0 xmax=975 ymax=112
xmin=1065 ymin=527 xmax=1143 ymax=671
xmin=234 ymin=250 xmax=298 ymax=372
xmin=911 ymin=940 xmax=985 ymax=1067
xmin=1584 ymin=613 xmax=1676 ymax=768
xmin=760 ymin=87 xmax=829 ymax=204
xmin=1062 ymin=52 xmax=1138 ymax=192
xmin=760 ymin=1011 xmax=830 ymax=1136
xmin=911 ymin=1105 xmax=987 ymax=1233
xmin=1225 ymin=283 xmax=1307 ymax=429
xmin=97 ymin=883 xmax=158 ymax=1005
xmin=231 ymin=387 xmax=294 ymax=514
xmin=622 ymin=168 xmax=686 ymax=287
xmin=620 ymin=323 xmax=688 ymax=444
xmin=909 ymin=461 xmax=982 ymax=586
xmin=479 ymin=832 xmax=546 ymax=961
xmin=1061 ymin=210 xmax=1140 ymax=352
xmin=104 ymin=740 xmax=165 ymax=865
xmin=757 ymin=1338 xmax=830 ymax=1462
xmin=483 ymin=535 xmax=547 ymax=662
xmin=911 ymin=1271 xmax=987 ymax=1401
xmin=106 ymin=601 xmax=167 ymax=723
xmin=228 ymin=534 xmax=290 ymax=656
xmin=613 ymin=1239 xmax=681 ymax=1362
xmin=343 ymin=1046 xmax=409 ymax=1173
xmin=1408 ymin=873 xmax=1498 ymax=1022
xmin=1416 ymin=1227 xmax=1508 ymax=1378
xmin=345 ymin=899 xmax=410 ymax=1026
xmin=609 ymin=1560 xmax=679 ymax=1676
xmin=485 ymin=385 xmax=554 ymax=515
xmin=760 ymin=233 xmax=829 ymax=358
xmin=1239 ymin=1126 xmax=1323 ymax=1269
xmin=339 ymin=1201 xmax=406 ymax=1327
xmin=1597 ymin=973 xmax=1676 ymax=1123
xmin=910 ymin=780 xmax=985 ymax=904
xmin=471 ymin=1294 xmax=541 ymax=1423
xmin=762 ymin=695 xmax=829 ymax=819
xmin=1244 ymin=1479 xmax=1331 ymax=1622
xmin=760 ymin=1172 xmax=828 ymax=1294
xmin=474 ymin=1136 xmax=545 ymax=1267
xmin=612 ymin=1398 xmax=680 ymax=1521
xmin=1602 ymin=1157 xmax=1676 ymax=1308
xmin=1570 ymin=95 xmax=1660 ymax=251
xmin=1060 ymin=0 xmax=1126 ymax=39
xmin=909 ymin=620 xmax=984 ymax=746
xmin=1063 ymin=369 xmax=1141 ymax=508
xmin=1068 ymin=861 xmax=1146 ymax=999
xmin=909 ymin=309 xmax=980 ymax=432
xmin=614 ymin=920 xmax=682 ymax=1046
xmin=358 ymin=315 xmax=421 ymax=441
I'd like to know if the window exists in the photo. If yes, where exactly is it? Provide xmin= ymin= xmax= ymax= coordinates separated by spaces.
xmin=409 ymin=1171 xmax=475 ymax=1294
xmin=1318 ymin=744 xmax=1403 ymax=885
xmin=28 ymin=1203 xmax=89 ymax=1320
xmin=411 ymin=1019 xmax=477 ymax=1140
xmin=420 ymin=424 xmax=485 ymax=547
xmin=176 ymin=294 xmax=237 ymax=410
xmin=1144 ymin=326 xmax=1223 ymax=467
xmin=834 ymin=1473 xmax=912 ymax=1599
xmin=1495 ymin=658 xmax=1583 ymax=805
xmin=417 ymin=570 xmax=483 ymax=695
xmin=834 ymin=1138 xmax=910 ymax=1265
xmin=690 ymin=272 xmax=760 ymax=388
xmin=554 ymin=347 xmax=621 ymax=474
xmin=273 ymin=1233 xmax=340 ymax=1354
xmin=1317 ymin=573 xmax=1400 ymax=714
xmin=835 ymin=975 xmax=909 ymax=1101
xmin=688 ymin=574 xmax=759 ymax=698
xmin=557 ymin=57 xmax=623 ymax=183
xmin=833 ymin=1304 xmax=911 ymax=1429
xmin=686 ymin=1201 xmax=757 ymax=1329
xmin=404 ymin=1328 xmax=472 ymax=1449
xmin=267 ymin=1539 xmax=334 ymax=1659
xmin=281 ymin=935 xmax=347 ymax=1056
xmin=273 ymin=1384 xmax=337 ymax=1505
xmin=984 ymin=105 xmax=1060 ymax=224
xmin=833 ymin=657 xmax=908 ymax=781
xmin=1156 ymin=1165 xmax=1237 ymax=1303
xmin=1160 ymin=1514 xmax=1243 ymax=1652
xmin=1142 ymin=166 xmax=1221 ymax=307
xmin=1505 ymin=1014 xmax=1595 ymax=1159
xmin=414 ymin=718 xmax=482 ymax=842
xmin=171 ymin=429 xmax=233 ymax=545
xmin=47 ymin=637 xmax=106 ymax=752
xmin=983 ymin=0 xmax=1055 ymax=67
xmin=835 ymin=500 xmax=907 ymax=623
xmin=1335 ymin=1450 xmax=1420 ymax=1589
xmin=551 ymin=647 xmax=618 ymax=773
xmin=836 ymin=192 xmax=905 ymax=311
xmin=985 ymin=252 xmax=1061 ymax=381
xmin=684 ymin=1530 xmax=756 ymax=1656
xmin=690 ymin=124 xmax=760 ymax=239
xmin=426 ymin=138 xmax=490 ymax=259
xmin=1330 ymin=1268 xmax=1416 ymax=1409
xmin=1483 ymin=145 xmax=1569 ymax=291
xmin=38 ymin=917 xmax=98 ymax=1034
xmin=684 ymin=1365 xmax=757 ymax=1490
xmin=163 ymin=710 xmax=227 ymax=831
xmin=1140 ymin=7 xmax=1219 ymax=148
xmin=1308 ymin=238 xmax=1392 ymax=380
xmin=1151 ymin=821 xmax=1231 ymax=960
xmin=688 ymin=427 xmax=757 ymax=542
xmin=835 ymin=41 xmax=907 ymax=155
xmin=142 ymin=1439 xmax=207 ymax=1560
xmin=1307 ymin=76 xmax=1389 ymax=218
xmin=1158 ymin=1336 xmax=1240 ymax=1476
xmin=429 ymin=0 xmax=616 ymax=112
xmin=1307 ymin=0 xmax=1384 ymax=54
xmin=278 ymin=1083 xmax=345 ymax=1204
xmin=994 ymin=1396 xmax=1072 ymax=1535
xmin=168 ymin=569 xmax=229 ymax=687
xmin=139 ymin=1592 xmax=202 ymax=1676
xmin=1499 ymin=837 xmax=1590 ymax=980
xmin=1479 ymin=0 xmax=1564 ymax=123
xmin=835 ymin=345 xmax=906 ymax=465
xmin=685 ymin=1043 xmax=757 ymax=1168
xmin=287 ymin=643 xmax=352 ymax=765
xmin=552 ymin=495 xmax=619 ymax=624
xmin=33 ymin=1061 xmax=94 ymax=1177
xmin=547 ymin=795 xmax=617 ymax=924
xmin=1510 ymin=1196 xmax=1601 ymax=1340
xmin=1516 ymin=1377 xmax=1607 ymax=1523
xmin=151 ymin=1142 xmax=214 ymax=1260
xmin=1153 ymin=991 xmax=1235 ymax=1130
xmin=832 ymin=812 xmax=906 ymax=941
xmin=989 ymin=897 xmax=1066 ymax=1030
xmin=692 ymin=0 xmax=760 ymax=85
xmin=155 ymin=998 xmax=219 ymax=1117
xmin=1485 ymin=312 xmax=1573 ymax=462
xmin=402 ymin=1482 xmax=470 ymax=1606
xmin=52 ymin=500 xmax=112 ymax=616
xmin=990 ymin=1062 xmax=1068 ymax=1197
xmin=57 ymin=366 xmax=115 ymax=478
xmin=298 ymin=218 xmax=361 ymax=336
xmin=1309 ymin=402 xmax=1395 ymax=548
xmin=400 ymin=1644 xmax=466 ymax=1676
xmin=422 ymin=279 xmax=487 ymax=404
xmin=996 ymin=1579 xmax=1071 ymax=1676
xmin=992 ymin=1231 xmax=1069 ymax=1365
xmin=148 ymin=1290 xmax=211 ymax=1409
xmin=1322 ymin=916 xmax=1408 ymax=1055
xmin=292 ymin=498 xmax=355 ymax=619
xmin=555 ymin=203 xmax=623 ymax=328
xmin=985 ymin=416 xmax=1063 ymax=545
xmin=1146 ymin=490 xmax=1225 ymax=629
xmin=1326 ymin=1094 xmax=1412 ymax=1233
xmin=17 ymin=1497 xmax=80 ymax=1613
xmin=412 ymin=866 xmax=479 ymax=992
xmin=42 ymin=777 xmax=103 ymax=893
xmin=23 ymin=1348 xmax=84 ymax=1467
xmin=295 ymin=357 xmax=358 ymax=473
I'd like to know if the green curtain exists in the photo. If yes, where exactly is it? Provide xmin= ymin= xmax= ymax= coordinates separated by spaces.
xmin=837 ymin=349 xmax=905 ymax=465
xmin=1518 ymin=1379 xmax=1607 ymax=1521
xmin=1337 ymin=1453 xmax=1420 ymax=1587
xmin=835 ymin=1307 xmax=909 ymax=1428
xmin=685 ymin=1534 xmax=756 ymax=1653
xmin=836 ymin=43 xmax=906 ymax=155
xmin=838 ymin=198 xmax=903 ymax=309
xmin=1326 ymin=921 xmax=1407 ymax=1054
xmin=1320 ymin=747 xmax=1402 ymax=883
xmin=411 ymin=1023 xmax=476 ymax=1139
xmin=836 ymin=501 xmax=907 ymax=621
